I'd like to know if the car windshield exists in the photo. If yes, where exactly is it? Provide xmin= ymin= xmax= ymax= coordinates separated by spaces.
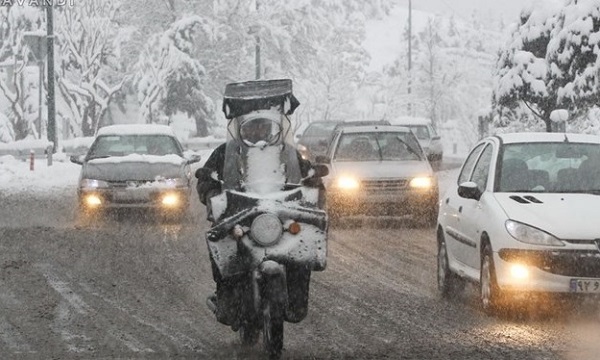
xmin=301 ymin=122 xmax=338 ymax=138
xmin=334 ymin=132 xmax=423 ymax=162
xmin=498 ymin=142 xmax=600 ymax=194
xmin=87 ymin=134 xmax=183 ymax=159
xmin=407 ymin=125 xmax=430 ymax=140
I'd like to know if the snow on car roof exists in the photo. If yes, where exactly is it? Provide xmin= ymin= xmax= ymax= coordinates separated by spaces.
xmin=338 ymin=125 xmax=411 ymax=133
xmin=389 ymin=117 xmax=431 ymax=126
xmin=496 ymin=132 xmax=600 ymax=144
xmin=96 ymin=124 xmax=177 ymax=137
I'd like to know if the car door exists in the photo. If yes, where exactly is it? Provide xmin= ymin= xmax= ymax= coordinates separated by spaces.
xmin=453 ymin=143 xmax=494 ymax=269
xmin=442 ymin=142 xmax=486 ymax=267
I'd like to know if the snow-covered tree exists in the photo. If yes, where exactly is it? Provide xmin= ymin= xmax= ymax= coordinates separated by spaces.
xmin=493 ymin=1 xmax=563 ymax=132
xmin=547 ymin=0 xmax=600 ymax=112
xmin=493 ymin=0 xmax=600 ymax=135
xmin=55 ymin=0 xmax=129 ymax=137
xmin=380 ymin=13 xmax=500 ymax=139
xmin=0 ymin=5 xmax=44 ymax=141
xmin=134 ymin=15 xmax=217 ymax=136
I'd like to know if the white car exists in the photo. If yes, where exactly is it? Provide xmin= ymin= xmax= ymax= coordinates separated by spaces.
xmin=437 ymin=132 xmax=600 ymax=314
xmin=390 ymin=117 xmax=443 ymax=166
xmin=317 ymin=125 xmax=439 ymax=226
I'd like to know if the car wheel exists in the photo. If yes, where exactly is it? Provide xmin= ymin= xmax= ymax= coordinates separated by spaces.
xmin=480 ymin=243 xmax=504 ymax=315
xmin=437 ymin=231 xmax=464 ymax=298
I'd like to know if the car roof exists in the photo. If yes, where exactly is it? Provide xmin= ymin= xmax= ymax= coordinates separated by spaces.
xmin=96 ymin=124 xmax=177 ymax=137
xmin=494 ymin=132 xmax=600 ymax=144
xmin=337 ymin=125 xmax=412 ymax=134
xmin=389 ymin=117 xmax=431 ymax=126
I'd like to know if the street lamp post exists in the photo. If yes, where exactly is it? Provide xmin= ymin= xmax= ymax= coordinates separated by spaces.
xmin=46 ymin=4 xmax=56 ymax=154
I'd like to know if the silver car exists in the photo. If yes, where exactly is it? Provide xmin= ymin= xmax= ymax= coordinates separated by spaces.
xmin=390 ymin=118 xmax=443 ymax=166
xmin=70 ymin=124 xmax=201 ymax=219
xmin=317 ymin=125 xmax=439 ymax=226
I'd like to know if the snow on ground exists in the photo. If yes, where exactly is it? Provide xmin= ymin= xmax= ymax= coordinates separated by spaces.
xmin=0 ymin=153 xmax=80 ymax=193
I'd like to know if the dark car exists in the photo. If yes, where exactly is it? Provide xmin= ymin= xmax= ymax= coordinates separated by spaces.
xmin=296 ymin=121 xmax=339 ymax=160
xmin=70 ymin=124 xmax=201 ymax=219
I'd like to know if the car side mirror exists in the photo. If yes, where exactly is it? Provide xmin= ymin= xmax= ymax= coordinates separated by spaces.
xmin=431 ymin=135 xmax=441 ymax=141
xmin=186 ymin=154 xmax=202 ymax=164
xmin=70 ymin=154 xmax=84 ymax=165
xmin=458 ymin=181 xmax=482 ymax=200
xmin=314 ymin=155 xmax=330 ymax=164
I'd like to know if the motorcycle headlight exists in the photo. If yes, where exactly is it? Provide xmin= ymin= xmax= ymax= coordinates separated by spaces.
xmin=505 ymin=220 xmax=564 ymax=246
xmin=335 ymin=176 xmax=360 ymax=190
xmin=250 ymin=213 xmax=283 ymax=246
xmin=409 ymin=176 xmax=433 ymax=189
xmin=80 ymin=178 xmax=109 ymax=189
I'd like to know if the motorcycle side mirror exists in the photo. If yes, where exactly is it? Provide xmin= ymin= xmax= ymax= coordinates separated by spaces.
xmin=314 ymin=155 xmax=330 ymax=164
xmin=311 ymin=164 xmax=329 ymax=178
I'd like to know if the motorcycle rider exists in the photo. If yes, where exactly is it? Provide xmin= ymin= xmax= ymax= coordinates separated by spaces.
xmin=195 ymin=112 xmax=325 ymax=326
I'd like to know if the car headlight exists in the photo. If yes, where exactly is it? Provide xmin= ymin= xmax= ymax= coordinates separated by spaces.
xmin=250 ymin=213 xmax=283 ymax=246
xmin=80 ymin=178 xmax=109 ymax=189
xmin=83 ymin=194 xmax=102 ymax=207
xmin=297 ymin=144 xmax=310 ymax=160
xmin=161 ymin=193 xmax=180 ymax=207
xmin=335 ymin=176 xmax=360 ymax=190
xmin=409 ymin=176 xmax=433 ymax=189
xmin=505 ymin=220 xmax=564 ymax=246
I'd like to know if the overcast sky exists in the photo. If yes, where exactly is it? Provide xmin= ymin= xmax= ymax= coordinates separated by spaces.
xmin=395 ymin=0 xmax=536 ymax=23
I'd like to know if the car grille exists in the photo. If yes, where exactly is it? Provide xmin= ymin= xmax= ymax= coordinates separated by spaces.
xmin=107 ymin=180 xmax=145 ymax=188
xmin=361 ymin=179 xmax=409 ymax=192
xmin=499 ymin=249 xmax=600 ymax=278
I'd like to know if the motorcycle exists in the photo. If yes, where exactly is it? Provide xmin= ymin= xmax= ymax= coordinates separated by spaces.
xmin=201 ymin=79 xmax=329 ymax=358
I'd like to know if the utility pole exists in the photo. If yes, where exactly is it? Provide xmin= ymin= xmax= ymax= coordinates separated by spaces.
xmin=255 ymin=0 xmax=261 ymax=80
xmin=407 ymin=0 xmax=412 ymax=116
xmin=46 ymin=4 xmax=56 ymax=154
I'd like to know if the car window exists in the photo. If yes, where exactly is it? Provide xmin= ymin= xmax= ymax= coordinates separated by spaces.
xmin=498 ymin=142 xmax=600 ymax=193
xmin=408 ymin=125 xmax=430 ymax=140
xmin=470 ymin=144 xmax=493 ymax=192
xmin=458 ymin=142 xmax=486 ymax=184
xmin=88 ymin=135 xmax=183 ymax=159
xmin=301 ymin=123 xmax=338 ymax=138
xmin=334 ymin=131 xmax=422 ymax=162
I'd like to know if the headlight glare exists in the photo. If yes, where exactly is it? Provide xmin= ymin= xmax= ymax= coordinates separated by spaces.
xmin=510 ymin=264 xmax=529 ymax=280
xmin=84 ymin=194 xmax=102 ymax=207
xmin=251 ymin=213 xmax=283 ymax=246
xmin=505 ymin=220 xmax=564 ymax=246
xmin=161 ymin=193 xmax=179 ymax=207
xmin=410 ymin=176 xmax=433 ymax=189
xmin=336 ymin=176 xmax=360 ymax=190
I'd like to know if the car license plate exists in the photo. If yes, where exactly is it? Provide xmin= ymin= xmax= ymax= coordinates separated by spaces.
xmin=569 ymin=279 xmax=600 ymax=293
xmin=113 ymin=190 xmax=148 ymax=202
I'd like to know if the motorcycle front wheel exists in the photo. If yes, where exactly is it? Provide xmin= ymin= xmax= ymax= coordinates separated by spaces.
xmin=263 ymin=301 xmax=284 ymax=359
